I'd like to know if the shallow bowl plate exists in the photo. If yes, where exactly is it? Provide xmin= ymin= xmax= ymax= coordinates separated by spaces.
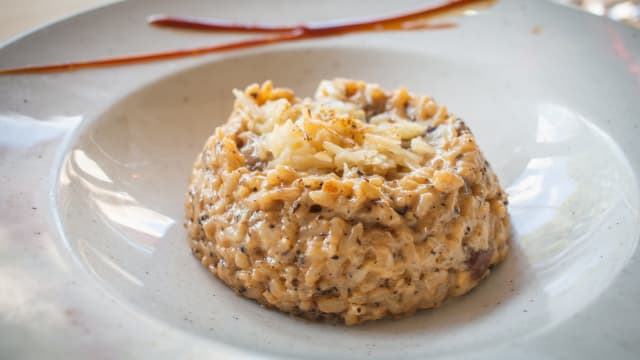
xmin=1 ymin=0 xmax=639 ymax=359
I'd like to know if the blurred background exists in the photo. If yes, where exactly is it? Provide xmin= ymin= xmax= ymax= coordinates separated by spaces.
xmin=0 ymin=0 xmax=638 ymax=44
xmin=553 ymin=0 xmax=640 ymax=27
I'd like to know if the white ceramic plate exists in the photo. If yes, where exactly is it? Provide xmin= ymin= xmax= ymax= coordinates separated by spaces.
xmin=1 ymin=0 xmax=639 ymax=358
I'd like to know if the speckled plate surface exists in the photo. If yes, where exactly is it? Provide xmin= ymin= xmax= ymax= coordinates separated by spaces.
xmin=1 ymin=1 xmax=639 ymax=359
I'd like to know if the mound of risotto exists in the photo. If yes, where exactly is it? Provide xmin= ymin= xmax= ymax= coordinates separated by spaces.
xmin=185 ymin=79 xmax=510 ymax=325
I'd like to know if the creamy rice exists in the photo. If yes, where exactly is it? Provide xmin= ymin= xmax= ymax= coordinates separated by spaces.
xmin=185 ymin=79 xmax=510 ymax=325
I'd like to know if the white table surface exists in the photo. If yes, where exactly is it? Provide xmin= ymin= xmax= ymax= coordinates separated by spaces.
xmin=0 ymin=0 xmax=116 ymax=44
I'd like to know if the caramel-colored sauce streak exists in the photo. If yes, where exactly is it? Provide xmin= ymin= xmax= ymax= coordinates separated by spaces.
xmin=0 ymin=32 xmax=302 ymax=75
xmin=0 ymin=0 xmax=494 ymax=75
xmin=147 ymin=14 xmax=299 ymax=33
xmin=148 ymin=0 xmax=490 ymax=34
xmin=147 ymin=16 xmax=457 ymax=35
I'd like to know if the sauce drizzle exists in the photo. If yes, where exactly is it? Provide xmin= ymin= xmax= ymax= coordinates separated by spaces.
xmin=0 ymin=0 xmax=494 ymax=75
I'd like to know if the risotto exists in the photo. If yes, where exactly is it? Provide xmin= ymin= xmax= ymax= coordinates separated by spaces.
xmin=185 ymin=79 xmax=510 ymax=325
